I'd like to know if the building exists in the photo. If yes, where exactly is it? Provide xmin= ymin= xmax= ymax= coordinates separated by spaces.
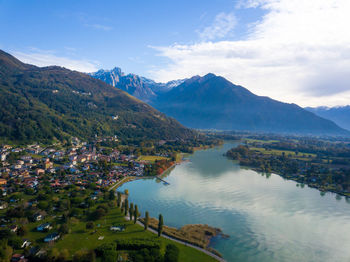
xmin=44 ymin=232 xmax=60 ymax=242
xmin=0 ymin=153 xmax=7 ymax=161
xmin=35 ymin=169 xmax=45 ymax=176
xmin=36 ymin=223 xmax=51 ymax=232
xmin=33 ymin=213 xmax=43 ymax=221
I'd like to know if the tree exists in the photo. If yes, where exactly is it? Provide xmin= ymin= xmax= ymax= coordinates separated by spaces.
xmin=158 ymin=214 xmax=163 ymax=237
xmin=117 ymin=192 xmax=122 ymax=208
xmin=8 ymin=236 xmax=22 ymax=249
xmin=86 ymin=221 xmax=94 ymax=230
xmin=58 ymin=249 xmax=70 ymax=262
xmin=144 ymin=211 xmax=149 ymax=230
xmin=96 ymin=243 xmax=117 ymax=262
xmin=47 ymin=248 xmax=60 ymax=262
xmin=73 ymin=249 xmax=96 ymax=262
xmin=164 ymin=244 xmax=179 ymax=262
xmin=17 ymin=225 xmax=28 ymax=236
xmin=134 ymin=205 xmax=139 ymax=224
xmin=129 ymin=203 xmax=134 ymax=221
xmin=91 ymin=208 xmax=106 ymax=220
xmin=59 ymin=223 xmax=69 ymax=235
xmin=124 ymin=199 xmax=129 ymax=216
xmin=102 ymin=250 xmax=118 ymax=262
xmin=0 ymin=239 xmax=12 ymax=262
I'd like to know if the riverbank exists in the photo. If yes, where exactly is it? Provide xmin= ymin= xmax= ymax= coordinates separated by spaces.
xmin=117 ymin=141 xmax=350 ymax=262
xmin=134 ymin=217 xmax=225 ymax=262
xmin=140 ymin=217 xmax=227 ymax=257
xmin=226 ymin=143 xmax=350 ymax=198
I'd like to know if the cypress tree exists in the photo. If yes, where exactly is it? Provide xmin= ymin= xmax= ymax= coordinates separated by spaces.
xmin=124 ymin=199 xmax=128 ymax=216
xmin=144 ymin=211 xmax=149 ymax=230
xmin=134 ymin=205 xmax=139 ymax=224
xmin=158 ymin=214 xmax=163 ymax=237
xmin=117 ymin=192 xmax=122 ymax=208
xmin=129 ymin=203 xmax=134 ymax=221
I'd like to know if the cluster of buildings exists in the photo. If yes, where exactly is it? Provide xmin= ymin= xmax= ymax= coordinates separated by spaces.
xmin=0 ymin=138 xmax=147 ymax=199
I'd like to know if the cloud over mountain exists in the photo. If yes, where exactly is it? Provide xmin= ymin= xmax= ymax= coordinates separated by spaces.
xmin=151 ymin=0 xmax=350 ymax=107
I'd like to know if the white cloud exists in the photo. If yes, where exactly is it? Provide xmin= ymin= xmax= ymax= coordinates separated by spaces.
xmin=151 ymin=0 xmax=350 ymax=107
xmin=12 ymin=50 xmax=100 ymax=73
xmin=198 ymin=12 xmax=237 ymax=40
xmin=85 ymin=23 xmax=113 ymax=31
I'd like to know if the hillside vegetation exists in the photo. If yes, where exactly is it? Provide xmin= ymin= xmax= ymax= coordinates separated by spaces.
xmin=0 ymin=50 xmax=194 ymax=144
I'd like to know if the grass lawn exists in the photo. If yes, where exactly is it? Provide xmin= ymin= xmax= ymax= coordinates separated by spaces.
xmin=113 ymin=162 xmax=128 ymax=167
xmin=245 ymin=139 xmax=279 ymax=144
xmin=30 ymin=154 xmax=44 ymax=159
xmin=250 ymin=147 xmax=316 ymax=158
xmin=36 ymin=207 xmax=216 ymax=262
xmin=137 ymin=155 xmax=170 ymax=163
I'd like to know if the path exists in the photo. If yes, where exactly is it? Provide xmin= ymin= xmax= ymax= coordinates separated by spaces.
xmin=124 ymin=216 xmax=225 ymax=262
xmin=108 ymin=176 xmax=138 ymax=191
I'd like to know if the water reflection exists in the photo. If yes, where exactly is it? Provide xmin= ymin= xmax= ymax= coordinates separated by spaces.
xmin=119 ymin=142 xmax=350 ymax=262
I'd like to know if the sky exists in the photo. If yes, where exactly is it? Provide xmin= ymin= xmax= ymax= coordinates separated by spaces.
xmin=1 ymin=0 xmax=350 ymax=107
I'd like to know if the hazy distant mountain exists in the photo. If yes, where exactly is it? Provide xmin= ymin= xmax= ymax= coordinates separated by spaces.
xmin=90 ymin=68 xmax=185 ymax=102
xmin=305 ymin=106 xmax=350 ymax=131
xmin=0 ymin=50 xmax=194 ymax=143
xmin=151 ymin=73 xmax=349 ymax=136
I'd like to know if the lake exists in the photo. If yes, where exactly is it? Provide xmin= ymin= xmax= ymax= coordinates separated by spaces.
xmin=118 ymin=142 xmax=350 ymax=262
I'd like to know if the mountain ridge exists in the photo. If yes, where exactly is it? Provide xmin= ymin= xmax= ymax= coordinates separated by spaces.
xmin=151 ymin=73 xmax=349 ymax=136
xmin=90 ymin=67 xmax=186 ymax=102
xmin=0 ymin=50 xmax=195 ymax=143
xmin=305 ymin=106 xmax=350 ymax=131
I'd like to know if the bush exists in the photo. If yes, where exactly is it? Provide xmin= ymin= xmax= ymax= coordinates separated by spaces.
xmin=86 ymin=221 xmax=94 ymax=230
xmin=73 ymin=249 xmax=96 ymax=262
xmin=115 ymin=239 xmax=160 ymax=250
xmin=164 ymin=244 xmax=179 ymax=262
xmin=95 ymin=242 xmax=116 ymax=256
xmin=130 ymin=248 xmax=162 ymax=262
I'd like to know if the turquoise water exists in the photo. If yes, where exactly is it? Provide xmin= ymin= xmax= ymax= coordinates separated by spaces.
xmin=118 ymin=142 xmax=350 ymax=262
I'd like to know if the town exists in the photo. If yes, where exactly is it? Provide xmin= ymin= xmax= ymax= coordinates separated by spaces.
xmin=0 ymin=136 xmax=173 ymax=196
xmin=0 ymin=135 xmax=221 ymax=262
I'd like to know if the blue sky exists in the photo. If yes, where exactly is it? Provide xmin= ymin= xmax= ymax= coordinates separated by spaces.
xmin=1 ymin=0 xmax=350 ymax=107
xmin=0 ymin=0 xmax=263 ymax=74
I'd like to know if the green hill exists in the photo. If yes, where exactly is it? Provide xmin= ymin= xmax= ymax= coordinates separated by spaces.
xmin=0 ymin=50 xmax=194 ymax=144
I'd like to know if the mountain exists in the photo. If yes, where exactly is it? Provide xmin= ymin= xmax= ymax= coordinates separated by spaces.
xmin=0 ymin=50 xmax=194 ymax=143
xmin=90 ymin=68 xmax=185 ymax=102
xmin=305 ymin=106 xmax=350 ymax=131
xmin=151 ymin=73 xmax=349 ymax=136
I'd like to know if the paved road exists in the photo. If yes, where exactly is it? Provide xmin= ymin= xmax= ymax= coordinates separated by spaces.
xmin=124 ymin=216 xmax=226 ymax=262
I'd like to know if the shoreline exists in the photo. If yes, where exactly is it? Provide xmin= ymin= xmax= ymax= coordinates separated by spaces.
xmin=241 ymin=165 xmax=350 ymax=198
xmin=110 ymin=150 xmax=227 ymax=261
xmin=132 ymin=216 xmax=225 ymax=262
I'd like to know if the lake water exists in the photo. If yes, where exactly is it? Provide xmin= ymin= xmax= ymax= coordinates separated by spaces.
xmin=118 ymin=142 xmax=350 ymax=262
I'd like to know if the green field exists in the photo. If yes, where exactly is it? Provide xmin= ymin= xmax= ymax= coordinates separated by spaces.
xmin=22 ymin=207 xmax=216 ymax=261
xmin=137 ymin=155 xmax=170 ymax=162
xmin=245 ymin=138 xmax=279 ymax=144
xmin=250 ymin=147 xmax=316 ymax=158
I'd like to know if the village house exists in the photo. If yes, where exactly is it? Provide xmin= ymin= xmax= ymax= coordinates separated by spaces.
xmin=10 ymin=225 xmax=18 ymax=232
xmin=0 ymin=152 xmax=7 ymax=161
xmin=44 ymin=232 xmax=60 ymax=242
xmin=0 ymin=201 xmax=8 ymax=209
xmin=36 ymin=222 xmax=52 ymax=232
xmin=11 ymin=254 xmax=27 ymax=262
xmin=35 ymin=169 xmax=45 ymax=176
xmin=33 ymin=213 xmax=43 ymax=221
xmin=21 ymin=239 xmax=31 ymax=248
xmin=0 ymin=178 xmax=7 ymax=186
xmin=44 ymin=158 xmax=53 ymax=170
